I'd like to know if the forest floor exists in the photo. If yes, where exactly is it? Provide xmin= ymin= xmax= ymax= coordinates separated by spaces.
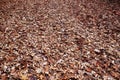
xmin=0 ymin=0 xmax=120 ymax=80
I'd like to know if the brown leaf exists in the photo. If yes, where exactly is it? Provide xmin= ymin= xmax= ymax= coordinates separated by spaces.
xmin=96 ymin=61 xmax=101 ymax=67
xmin=74 ymin=37 xmax=85 ymax=50
xmin=0 ymin=25 xmax=6 ymax=32
xmin=1 ymin=74 xmax=7 ymax=80
xmin=5 ymin=55 xmax=16 ymax=61
xmin=86 ymin=67 xmax=92 ymax=72
xmin=110 ymin=71 xmax=120 ymax=78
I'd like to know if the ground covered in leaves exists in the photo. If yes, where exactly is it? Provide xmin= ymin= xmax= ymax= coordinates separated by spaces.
xmin=0 ymin=0 xmax=120 ymax=80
